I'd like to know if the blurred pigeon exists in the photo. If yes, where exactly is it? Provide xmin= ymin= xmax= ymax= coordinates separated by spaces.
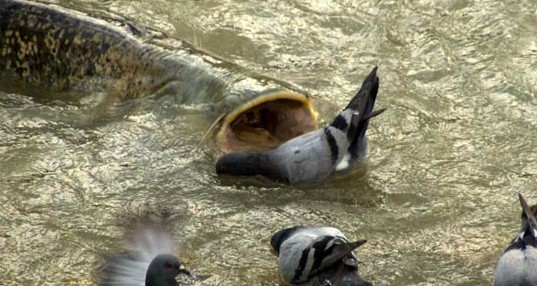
xmin=99 ymin=221 xmax=190 ymax=286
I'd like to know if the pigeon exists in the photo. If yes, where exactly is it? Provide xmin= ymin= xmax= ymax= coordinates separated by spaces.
xmin=215 ymin=66 xmax=385 ymax=184
xmin=270 ymin=226 xmax=373 ymax=286
xmin=493 ymin=193 xmax=537 ymax=286
xmin=99 ymin=221 xmax=190 ymax=286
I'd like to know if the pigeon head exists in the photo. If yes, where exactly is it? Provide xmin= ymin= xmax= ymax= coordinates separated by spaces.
xmin=309 ymin=255 xmax=373 ymax=286
xmin=145 ymin=253 xmax=190 ymax=286
xmin=331 ymin=268 xmax=374 ymax=286
xmin=99 ymin=219 xmax=192 ymax=286
xmin=215 ymin=152 xmax=262 ymax=176
xmin=216 ymin=152 xmax=290 ymax=182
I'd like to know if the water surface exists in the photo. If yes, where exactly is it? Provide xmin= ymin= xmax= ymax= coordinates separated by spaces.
xmin=1 ymin=0 xmax=537 ymax=285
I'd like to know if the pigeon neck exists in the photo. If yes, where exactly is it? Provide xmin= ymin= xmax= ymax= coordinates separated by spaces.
xmin=257 ymin=152 xmax=290 ymax=183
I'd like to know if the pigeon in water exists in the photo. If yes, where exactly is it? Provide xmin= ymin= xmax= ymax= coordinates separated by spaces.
xmin=270 ymin=226 xmax=373 ymax=286
xmin=493 ymin=193 xmax=537 ymax=286
xmin=215 ymin=66 xmax=385 ymax=184
xmin=99 ymin=221 xmax=190 ymax=286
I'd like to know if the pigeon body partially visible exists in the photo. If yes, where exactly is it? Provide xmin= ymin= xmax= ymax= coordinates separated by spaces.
xmin=493 ymin=193 xmax=537 ymax=286
xmin=216 ymin=67 xmax=384 ymax=184
xmin=271 ymin=226 xmax=373 ymax=286
xmin=99 ymin=222 xmax=190 ymax=286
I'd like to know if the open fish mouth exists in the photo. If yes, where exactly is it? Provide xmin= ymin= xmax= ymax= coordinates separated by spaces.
xmin=0 ymin=0 xmax=326 ymax=159
xmin=215 ymin=90 xmax=320 ymax=155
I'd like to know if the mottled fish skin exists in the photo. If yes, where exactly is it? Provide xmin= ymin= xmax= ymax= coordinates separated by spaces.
xmin=0 ymin=0 xmax=227 ymax=101
xmin=271 ymin=226 xmax=372 ymax=286
xmin=493 ymin=194 xmax=537 ymax=286
xmin=215 ymin=67 xmax=384 ymax=184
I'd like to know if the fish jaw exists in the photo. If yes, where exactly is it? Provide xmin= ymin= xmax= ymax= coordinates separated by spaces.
xmin=214 ymin=90 xmax=320 ymax=155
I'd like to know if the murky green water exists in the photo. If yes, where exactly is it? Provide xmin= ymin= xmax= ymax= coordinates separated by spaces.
xmin=1 ymin=0 xmax=537 ymax=285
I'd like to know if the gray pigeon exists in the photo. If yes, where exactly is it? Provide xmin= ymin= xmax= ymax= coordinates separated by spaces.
xmin=493 ymin=193 xmax=537 ymax=286
xmin=215 ymin=66 xmax=385 ymax=184
xmin=270 ymin=226 xmax=373 ymax=286
xmin=99 ymin=222 xmax=190 ymax=286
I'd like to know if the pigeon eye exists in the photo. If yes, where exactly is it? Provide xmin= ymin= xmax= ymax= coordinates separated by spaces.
xmin=164 ymin=262 xmax=174 ymax=269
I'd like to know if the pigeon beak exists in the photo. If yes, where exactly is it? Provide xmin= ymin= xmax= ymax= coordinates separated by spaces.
xmin=179 ymin=265 xmax=191 ymax=276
